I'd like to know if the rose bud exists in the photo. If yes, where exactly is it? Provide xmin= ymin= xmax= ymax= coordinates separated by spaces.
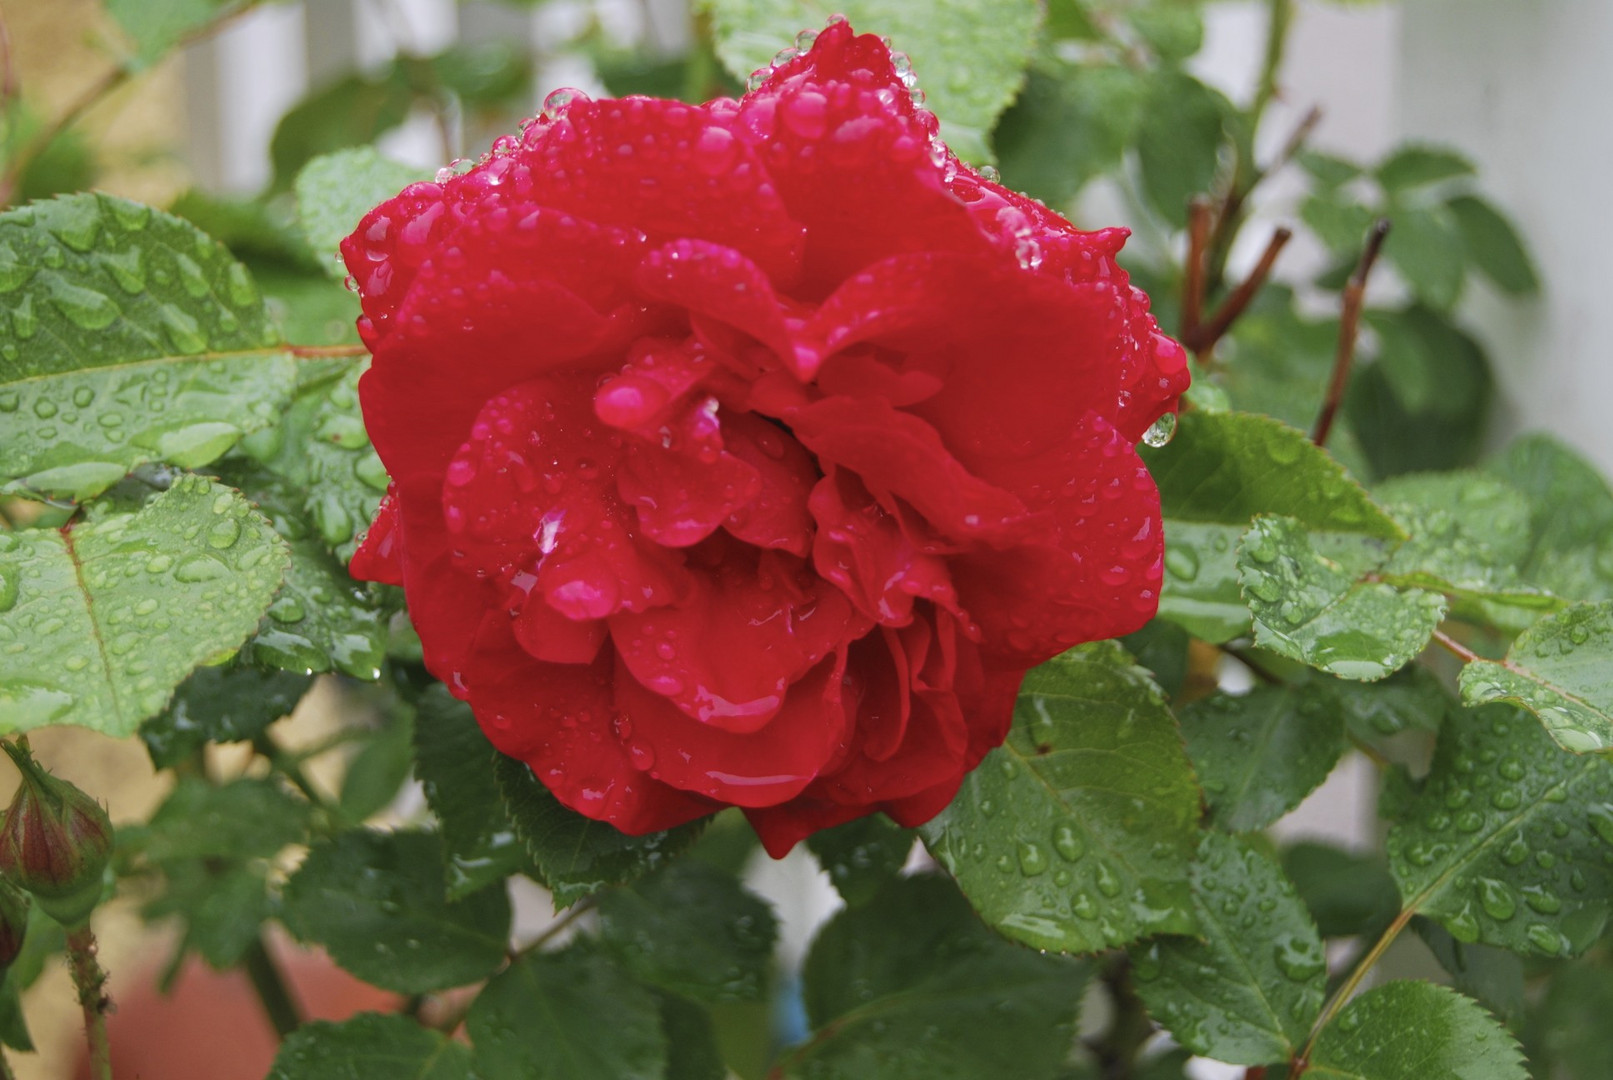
xmin=0 ymin=740 xmax=113 ymax=928
xmin=341 ymin=19 xmax=1188 ymax=855
xmin=0 ymin=879 xmax=27 ymax=975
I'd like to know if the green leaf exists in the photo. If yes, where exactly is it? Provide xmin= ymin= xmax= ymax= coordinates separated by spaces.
xmin=1375 ymin=470 xmax=1559 ymax=627
xmin=1301 ymin=194 xmax=1378 ymax=256
xmin=1486 ymin=434 xmax=1613 ymax=604
xmin=0 ymin=194 xmax=294 ymax=502
xmin=919 ymin=641 xmax=1200 ymax=954
xmin=1237 ymin=515 xmax=1446 ymax=681
xmin=787 ymin=875 xmax=1090 ymax=1080
xmin=598 ymin=861 xmax=778 ymax=1003
xmin=139 ymin=663 xmax=312 ymax=768
xmin=992 ymin=62 xmax=1148 ymax=206
xmin=698 ymin=0 xmax=1042 ymax=162
xmin=1374 ymin=144 xmax=1476 ymax=192
xmin=283 ymin=828 xmax=512 ymax=993
xmin=104 ymin=0 xmax=253 ymax=67
xmin=143 ymin=860 xmax=274 ymax=970
xmin=1387 ymin=704 xmax=1613 ymax=958
xmin=0 ymin=475 xmax=289 ymax=736
xmin=295 ymin=149 xmax=426 ymax=279
xmin=413 ymin=685 xmax=534 ymax=900
xmin=1130 ymin=833 xmax=1325 ymax=1066
xmin=1309 ymin=982 xmax=1525 ymax=1080
xmin=1459 ymin=601 xmax=1613 ymax=754
xmin=494 ymin=752 xmax=708 ymax=909
xmin=236 ymin=358 xmax=387 ymax=564
xmin=251 ymin=262 xmax=362 ymax=346
xmin=1180 ymin=682 xmax=1347 ymax=832
xmin=132 ymin=775 xmax=309 ymax=863
xmin=1332 ymin=665 xmax=1452 ymax=741
xmin=1347 ymin=307 xmax=1495 ymax=479
xmin=1136 ymin=71 xmax=1229 ymax=227
xmin=1446 ymin=194 xmax=1538 ymax=295
xmin=218 ymin=460 xmax=390 ymax=678
xmin=267 ymin=1012 xmax=474 ymax=1080
xmin=1386 ymin=204 xmax=1467 ymax=310
xmin=1142 ymin=410 xmax=1401 ymax=643
xmin=269 ymin=73 xmax=416 ymax=191
xmin=658 ymin=993 xmax=726 ymax=1080
xmin=1413 ymin=919 xmax=1524 ymax=1026
xmin=1298 ymin=150 xmax=1362 ymax=189
xmin=806 ymin=813 xmax=915 ymax=907
xmin=1127 ymin=2 xmax=1204 ymax=61
xmin=468 ymin=946 xmax=668 ymax=1080
xmin=339 ymin=710 xmax=416 ymax=823
xmin=1120 ymin=619 xmax=1189 ymax=699
xmin=1280 ymin=842 xmax=1400 ymax=939
xmin=1525 ymin=962 xmax=1613 ymax=1080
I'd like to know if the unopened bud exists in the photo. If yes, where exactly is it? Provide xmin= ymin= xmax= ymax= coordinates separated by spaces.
xmin=0 ymin=880 xmax=27 ymax=974
xmin=0 ymin=741 xmax=112 ymax=928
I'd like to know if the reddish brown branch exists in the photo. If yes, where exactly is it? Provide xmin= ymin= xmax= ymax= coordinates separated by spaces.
xmin=1181 ymin=197 xmax=1213 ymax=343
xmin=1431 ymin=629 xmax=1482 ymax=665
xmin=1311 ymin=218 xmax=1390 ymax=447
xmin=1184 ymin=226 xmax=1292 ymax=355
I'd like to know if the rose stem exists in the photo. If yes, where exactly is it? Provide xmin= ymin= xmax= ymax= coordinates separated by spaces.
xmin=1185 ymin=226 xmax=1293 ymax=356
xmin=242 ymin=936 xmax=304 ymax=1039
xmin=1311 ymin=219 xmax=1391 ymax=447
xmin=65 ymin=925 xmax=113 ymax=1080
xmin=1182 ymin=196 xmax=1214 ymax=344
xmin=1430 ymin=628 xmax=1482 ymax=665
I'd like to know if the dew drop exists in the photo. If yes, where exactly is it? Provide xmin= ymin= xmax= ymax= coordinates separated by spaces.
xmin=1141 ymin=411 xmax=1178 ymax=448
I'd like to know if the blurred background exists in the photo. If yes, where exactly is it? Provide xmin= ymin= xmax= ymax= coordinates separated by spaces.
xmin=3 ymin=0 xmax=1609 ymax=1077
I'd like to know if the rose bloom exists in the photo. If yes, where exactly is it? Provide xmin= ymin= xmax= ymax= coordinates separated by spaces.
xmin=344 ymin=19 xmax=1188 ymax=856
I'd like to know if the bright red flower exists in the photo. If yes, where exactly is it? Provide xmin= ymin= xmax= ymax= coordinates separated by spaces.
xmin=343 ymin=20 xmax=1187 ymax=856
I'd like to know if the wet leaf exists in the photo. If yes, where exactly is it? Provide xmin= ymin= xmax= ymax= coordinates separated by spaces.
xmin=0 ymin=475 xmax=289 ymax=737
xmin=920 ymin=642 xmax=1200 ymax=954
xmin=1387 ymin=704 xmax=1613 ymax=958
xmin=1129 ymin=833 xmax=1325 ymax=1065
xmin=0 ymin=194 xmax=294 ymax=502
xmin=1309 ymin=982 xmax=1525 ymax=1080
xmin=282 ymin=829 xmax=512 ymax=993
xmin=1143 ymin=410 xmax=1401 ymax=643
xmin=1181 ymin=682 xmax=1347 ymax=832
xmin=1459 ymin=601 xmax=1613 ymax=754
xmin=597 ymin=861 xmax=778 ymax=1003
xmin=468 ymin=946 xmax=667 ymax=1080
xmin=295 ymin=149 xmax=427 ymax=279
xmin=1237 ymin=515 xmax=1446 ymax=681
xmin=267 ymin=1012 xmax=474 ymax=1080
xmin=786 ymin=875 xmax=1090 ymax=1080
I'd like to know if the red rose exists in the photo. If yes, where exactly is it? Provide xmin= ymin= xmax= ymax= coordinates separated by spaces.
xmin=343 ymin=20 xmax=1187 ymax=856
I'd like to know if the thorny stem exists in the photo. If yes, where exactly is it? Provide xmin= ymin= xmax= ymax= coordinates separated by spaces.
xmin=242 ymin=935 xmax=304 ymax=1039
xmin=66 ymin=925 xmax=113 ymax=1080
xmin=1252 ymin=0 xmax=1294 ymax=123
xmin=1184 ymin=226 xmax=1293 ymax=357
xmin=1312 ymin=219 xmax=1391 ymax=447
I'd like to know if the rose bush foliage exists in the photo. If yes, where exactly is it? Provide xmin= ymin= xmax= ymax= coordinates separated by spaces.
xmin=342 ymin=21 xmax=1188 ymax=854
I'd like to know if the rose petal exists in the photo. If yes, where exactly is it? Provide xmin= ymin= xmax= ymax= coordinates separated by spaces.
xmin=614 ymin=651 xmax=852 ymax=806
xmin=953 ymin=413 xmax=1165 ymax=665
xmin=349 ymin=490 xmax=404 ymax=585
xmin=466 ymin=629 xmax=716 ymax=832
xmin=610 ymin=545 xmax=868 ymax=732
xmin=809 ymin=467 xmax=960 ymax=626
xmin=787 ymin=396 xmax=1027 ymax=544
xmin=720 ymin=412 xmax=818 ymax=557
xmin=616 ymin=395 xmax=763 ymax=548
